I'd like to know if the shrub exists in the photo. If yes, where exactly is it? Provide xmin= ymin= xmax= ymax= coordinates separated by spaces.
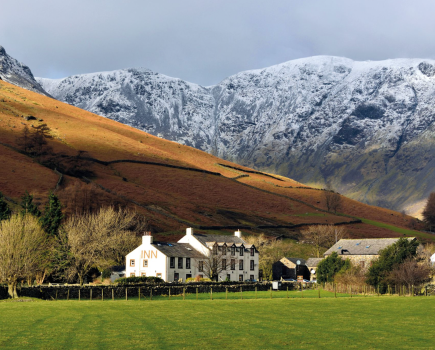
xmin=317 ymin=252 xmax=350 ymax=283
xmin=186 ymin=277 xmax=212 ymax=283
xmin=115 ymin=276 xmax=164 ymax=285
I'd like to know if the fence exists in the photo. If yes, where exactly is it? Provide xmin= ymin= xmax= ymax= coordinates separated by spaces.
xmin=0 ymin=281 xmax=315 ymax=301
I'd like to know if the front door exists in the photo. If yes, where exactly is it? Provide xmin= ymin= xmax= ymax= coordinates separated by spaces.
xmin=174 ymin=273 xmax=179 ymax=282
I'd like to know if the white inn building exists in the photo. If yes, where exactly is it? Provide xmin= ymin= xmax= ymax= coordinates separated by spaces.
xmin=125 ymin=228 xmax=259 ymax=282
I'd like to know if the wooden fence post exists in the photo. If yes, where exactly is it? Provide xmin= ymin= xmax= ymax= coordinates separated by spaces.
xmin=90 ymin=288 xmax=92 ymax=301
xmin=255 ymin=286 xmax=257 ymax=299
xmin=196 ymin=287 xmax=198 ymax=300
xmin=102 ymin=288 xmax=104 ymax=301
xmin=425 ymin=285 xmax=428 ymax=297
xmin=139 ymin=287 xmax=141 ymax=301
xmin=169 ymin=287 xmax=171 ymax=300
xmin=183 ymin=288 xmax=185 ymax=300
xmin=270 ymin=287 xmax=272 ymax=299
xmin=377 ymin=285 xmax=379 ymax=297
xmin=67 ymin=289 xmax=70 ymax=301
xmin=150 ymin=289 xmax=152 ymax=301
xmin=79 ymin=289 xmax=81 ymax=301
xmin=56 ymin=290 xmax=58 ymax=301
xmin=350 ymin=285 xmax=352 ymax=298
xmin=240 ymin=287 xmax=243 ymax=300
xmin=112 ymin=288 xmax=114 ymax=301
xmin=210 ymin=287 xmax=213 ymax=300
xmin=287 ymin=286 xmax=289 ymax=299
xmin=125 ymin=288 xmax=128 ymax=301
xmin=226 ymin=287 xmax=228 ymax=300
xmin=318 ymin=288 xmax=320 ymax=299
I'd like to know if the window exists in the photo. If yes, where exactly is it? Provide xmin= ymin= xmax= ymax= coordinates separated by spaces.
xmin=239 ymin=260 xmax=243 ymax=270
xmin=178 ymin=257 xmax=183 ymax=269
xmin=170 ymin=257 xmax=175 ymax=268
xmin=360 ymin=261 xmax=365 ymax=268
xmin=174 ymin=272 xmax=179 ymax=281
xmin=143 ymin=259 xmax=148 ymax=267
xmin=222 ymin=245 xmax=226 ymax=255
xmin=141 ymin=272 xmax=146 ymax=277
xmin=222 ymin=259 xmax=227 ymax=270
xmin=186 ymin=258 xmax=191 ymax=269
xmin=231 ymin=246 xmax=235 ymax=256
xmin=156 ymin=273 xmax=162 ymax=278
xmin=239 ymin=274 xmax=243 ymax=282
xmin=240 ymin=247 xmax=244 ymax=256
xmin=130 ymin=259 xmax=135 ymax=267
xmin=250 ymin=247 xmax=255 ymax=256
xmin=199 ymin=261 xmax=204 ymax=272
xmin=250 ymin=260 xmax=254 ymax=271
xmin=226 ymin=274 xmax=231 ymax=281
xmin=213 ymin=244 xmax=218 ymax=255
xmin=250 ymin=275 xmax=254 ymax=280
xmin=230 ymin=259 xmax=235 ymax=270
xmin=130 ymin=273 xmax=135 ymax=277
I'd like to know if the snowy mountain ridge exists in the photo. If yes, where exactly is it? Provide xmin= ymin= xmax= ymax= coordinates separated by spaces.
xmin=37 ymin=55 xmax=435 ymax=215
xmin=0 ymin=46 xmax=50 ymax=96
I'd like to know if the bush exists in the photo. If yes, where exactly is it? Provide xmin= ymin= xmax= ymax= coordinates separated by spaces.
xmin=317 ymin=252 xmax=350 ymax=283
xmin=115 ymin=276 xmax=164 ymax=285
xmin=186 ymin=277 xmax=212 ymax=283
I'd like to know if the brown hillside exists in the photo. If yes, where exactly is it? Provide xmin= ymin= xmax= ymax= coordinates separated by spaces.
xmin=0 ymin=80 xmax=429 ymax=241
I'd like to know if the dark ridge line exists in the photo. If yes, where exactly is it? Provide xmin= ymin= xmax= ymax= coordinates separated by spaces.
xmin=197 ymin=220 xmax=362 ymax=230
xmin=79 ymin=157 xmax=222 ymax=176
xmin=218 ymin=163 xmax=285 ymax=181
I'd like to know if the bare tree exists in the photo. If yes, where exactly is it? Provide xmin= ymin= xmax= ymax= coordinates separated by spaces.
xmin=245 ymin=234 xmax=293 ymax=280
xmin=422 ymin=192 xmax=435 ymax=232
xmin=195 ymin=244 xmax=230 ymax=281
xmin=59 ymin=207 xmax=142 ymax=285
xmin=324 ymin=184 xmax=342 ymax=214
xmin=388 ymin=259 xmax=432 ymax=291
xmin=0 ymin=215 xmax=51 ymax=298
xmin=301 ymin=225 xmax=347 ymax=258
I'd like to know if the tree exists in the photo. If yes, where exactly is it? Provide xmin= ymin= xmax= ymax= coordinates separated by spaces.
xmin=0 ymin=214 xmax=51 ymax=298
xmin=422 ymin=192 xmax=435 ymax=231
xmin=366 ymin=237 xmax=419 ymax=292
xmin=244 ymin=234 xmax=293 ymax=280
xmin=16 ymin=124 xmax=32 ymax=153
xmin=316 ymin=252 xmax=349 ymax=283
xmin=40 ymin=192 xmax=63 ymax=236
xmin=195 ymin=244 xmax=230 ymax=281
xmin=387 ymin=259 xmax=432 ymax=291
xmin=59 ymin=207 xmax=142 ymax=285
xmin=0 ymin=192 xmax=11 ymax=221
xmin=20 ymin=191 xmax=41 ymax=217
xmin=301 ymin=225 xmax=347 ymax=258
xmin=324 ymin=184 xmax=342 ymax=214
xmin=30 ymin=123 xmax=52 ymax=157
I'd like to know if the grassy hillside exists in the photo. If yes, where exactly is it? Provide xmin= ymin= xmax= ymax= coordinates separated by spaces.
xmin=0 ymin=80 xmax=430 ymax=241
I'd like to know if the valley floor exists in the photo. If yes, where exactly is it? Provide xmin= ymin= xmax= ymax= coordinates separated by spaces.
xmin=0 ymin=295 xmax=433 ymax=349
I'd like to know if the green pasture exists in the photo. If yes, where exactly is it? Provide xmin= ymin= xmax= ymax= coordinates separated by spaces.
xmin=1 ymin=294 xmax=434 ymax=349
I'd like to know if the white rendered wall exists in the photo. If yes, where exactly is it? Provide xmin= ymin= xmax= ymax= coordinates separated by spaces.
xmin=125 ymin=242 xmax=167 ymax=281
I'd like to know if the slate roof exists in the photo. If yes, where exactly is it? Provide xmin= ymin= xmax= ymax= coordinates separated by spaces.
xmin=151 ymin=242 xmax=206 ymax=258
xmin=305 ymin=258 xmax=323 ymax=267
xmin=193 ymin=233 xmax=245 ymax=246
xmin=284 ymin=257 xmax=306 ymax=266
xmin=324 ymin=238 xmax=416 ymax=256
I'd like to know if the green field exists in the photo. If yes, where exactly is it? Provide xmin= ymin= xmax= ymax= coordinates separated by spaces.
xmin=1 ymin=294 xmax=434 ymax=349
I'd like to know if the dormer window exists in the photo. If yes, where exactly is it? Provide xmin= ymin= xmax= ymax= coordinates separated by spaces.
xmin=250 ymin=247 xmax=255 ymax=256
xmin=213 ymin=244 xmax=218 ymax=255
xmin=222 ymin=245 xmax=227 ymax=255
xmin=239 ymin=247 xmax=244 ymax=256
xmin=231 ymin=246 xmax=235 ymax=256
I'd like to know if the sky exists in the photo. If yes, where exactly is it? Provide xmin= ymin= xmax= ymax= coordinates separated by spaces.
xmin=2 ymin=0 xmax=435 ymax=86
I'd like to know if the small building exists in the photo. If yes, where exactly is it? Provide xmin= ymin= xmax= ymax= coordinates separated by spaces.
xmin=273 ymin=257 xmax=310 ymax=280
xmin=125 ymin=228 xmax=259 ymax=282
xmin=430 ymin=253 xmax=435 ymax=267
xmin=110 ymin=266 xmax=126 ymax=283
xmin=323 ymin=237 xmax=416 ymax=269
xmin=305 ymin=258 xmax=323 ymax=281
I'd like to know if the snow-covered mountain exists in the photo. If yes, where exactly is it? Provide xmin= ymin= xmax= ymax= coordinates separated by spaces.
xmin=38 ymin=56 xmax=435 ymax=215
xmin=0 ymin=46 xmax=50 ymax=96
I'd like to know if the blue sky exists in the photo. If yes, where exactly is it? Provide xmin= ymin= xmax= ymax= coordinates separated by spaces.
xmin=2 ymin=0 xmax=434 ymax=85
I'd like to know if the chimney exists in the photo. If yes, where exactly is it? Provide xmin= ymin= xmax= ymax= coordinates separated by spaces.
xmin=234 ymin=230 xmax=242 ymax=238
xmin=186 ymin=227 xmax=194 ymax=236
xmin=142 ymin=231 xmax=153 ymax=245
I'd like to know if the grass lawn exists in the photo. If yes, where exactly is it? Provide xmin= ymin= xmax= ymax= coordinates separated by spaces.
xmin=359 ymin=218 xmax=435 ymax=242
xmin=0 ymin=295 xmax=434 ymax=349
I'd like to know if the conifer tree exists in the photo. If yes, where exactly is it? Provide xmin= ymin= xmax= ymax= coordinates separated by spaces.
xmin=20 ymin=191 xmax=41 ymax=217
xmin=40 ymin=192 xmax=63 ymax=236
xmin=0 ymin=192 xmax=11 ymax=221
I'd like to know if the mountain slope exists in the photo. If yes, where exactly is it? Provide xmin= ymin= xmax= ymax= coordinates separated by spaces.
xmin=1 ymin=79 xmax=429 ymax=242
xmin=38 ymin=56 xmax=435 ymax=216
xmin=0 ymin=46 xmax=50 ymax=96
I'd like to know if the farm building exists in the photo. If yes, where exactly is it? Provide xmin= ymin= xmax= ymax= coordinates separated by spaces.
xmin=323 ymin=237 xmax=416 ymax=269
xmin=125 ymin=228 xmax=259 ymax=282
xmin=305 ymin=258 xmax=323 ymax=281
xmin=273 ymin=257 xmax=310 ymax=281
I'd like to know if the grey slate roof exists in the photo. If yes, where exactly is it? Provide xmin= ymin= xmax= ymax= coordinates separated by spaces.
xmin=193 ymin=233 xmax=245 ymax=246
xmin=305 ymin=258 xmax=323 ymax=267
xmin=284 ymin=257 xmax=306 ymax=266
xmin=152 ymin=242 xmax=206 ymax=258
xmin=324 ymin=238 xmax=416 ymax=256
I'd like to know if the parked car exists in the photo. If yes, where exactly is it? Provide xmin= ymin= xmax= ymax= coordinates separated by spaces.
xmin=282 ymin=278 xmax=296 ymax=282
xmin=244 ymin=279 xmax=257 ymax=282
xmin=310 ymin=280 xmax=317 ymax=283
xmin=303 ymin=279 xmax=311 ymax=283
